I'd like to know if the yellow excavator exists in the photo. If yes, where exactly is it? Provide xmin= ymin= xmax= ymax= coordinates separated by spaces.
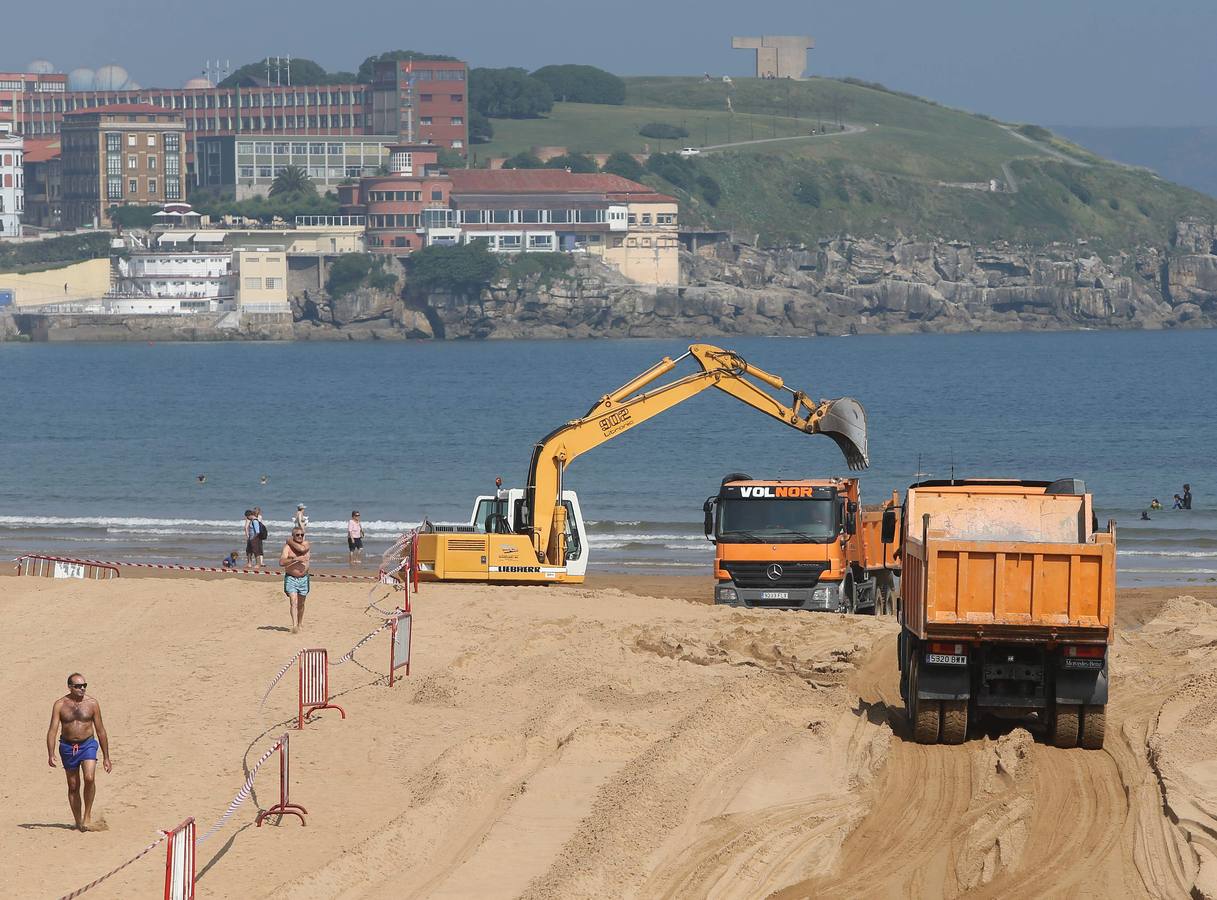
xmin=414 ymin=343 xmax=869 ymax=584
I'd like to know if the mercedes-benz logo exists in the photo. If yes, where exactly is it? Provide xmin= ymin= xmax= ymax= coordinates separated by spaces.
xmin=766 ymin=563 xmax=783 ymax=581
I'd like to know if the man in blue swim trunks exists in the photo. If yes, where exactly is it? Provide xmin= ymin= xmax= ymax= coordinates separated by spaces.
xmin=279 ymin=527 xmax=312 ymax=633
xmin=46 ymin=673 xmax=112 ymax=831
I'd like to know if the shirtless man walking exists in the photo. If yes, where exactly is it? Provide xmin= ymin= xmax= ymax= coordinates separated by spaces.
xmin=46 ymin=674 xmax=112 ymax=831
xmin=279 ymin=527 xmax=312 ymax=633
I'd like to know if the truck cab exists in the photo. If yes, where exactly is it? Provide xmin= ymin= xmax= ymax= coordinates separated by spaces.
xmin=414 ymin=487 xmax=589 ymax=583
xmin=705 ymin=475 xmax=858 ymax=611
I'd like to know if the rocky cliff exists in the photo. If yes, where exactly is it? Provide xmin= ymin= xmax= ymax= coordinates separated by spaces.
xmin=288 ymin=222 xmax=1217 ymax=340
xmin=9 ymin=222 xmax=1216 ymax=342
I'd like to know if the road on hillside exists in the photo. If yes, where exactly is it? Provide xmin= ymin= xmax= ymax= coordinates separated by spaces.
xmin=698 ymin=122 xmax=867 ymax=152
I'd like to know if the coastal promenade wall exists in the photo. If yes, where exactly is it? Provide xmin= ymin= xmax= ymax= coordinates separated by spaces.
xmin=0 ymin=258 xmax=110 ymax=306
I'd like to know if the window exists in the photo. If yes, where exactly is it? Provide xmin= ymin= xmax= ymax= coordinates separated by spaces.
xmin=129 ymin=178 xmax=138 ymax=194
xmin=627 ymin=213 xmax=637 ymax=225
xmin=521 ymin=209 xmax=542 ymax=223
xmin=165 ymin=178 xmax=180 ymax=200
xmin=272 ymin=142 xmax=288 ymax=154
xmin=265 ymin=276 xmax=283 ymax=290
xmin=164 ymin=132 xmax=180 ymax=152
xmin=105 ymin=132 xmax=121 ymax=151
xmin=148 ymin=155 xmax=157 ymax=170
xmin=626 ymin=238 xmax=637 ymax=248
xmin=148 ymin=178 xmax=157 ymax=194
xmin=393 ymin=236 xmax=408 ymax=247
xmin=237 ymin=141 xmax=253 ymax=154
xmin=107 ymin=176 xmax=122 ymax=199
xmin=450 ymin=93 xmax=463 ymax=102
xmin=327 ymin=143 xmax=342 ymax=155
xmin=258 ymin=166 xmax=272 ymax=178
xmin=107 ymin=154 xmax=122 ymax=175
xmin=529 ymin=234 xmax=553 ymax=248
xmin=642 ymin=238 xmax=652 ymax=247
xmin=309 ymin=143 xmax=324 ymax=155
xmin=146 ymin=133 xmax=156 ymax=147
xmin=419 ymin=117 xmax=432 ymax=125
xmin=291 ymin=143 xmax=307 ymax=154
xmin=127 ymin=134 xmax=136 ymax=146
xmin=641 ymin=213 xmax=652 ymax=225
xmin=255 ymin=142 xmax=271 ymax=154
xmin=550 ymin=210 xmax=571 ymax=224
xmin=244 ymin=277 xmax=262 ymax=290
xmin=419 ymin=93 xmax=432 ymax=102
xmin=127 ymin=155 xmax=138 ymax=169
xmin=239 ymin=165 xmax=255 ymax=178
xmin=451 ymin=140 xmax=463 ymax=149
xmin=499 ymin=235 xmax=521 ymax=248
xmin=657 ymin=213 xmax=676 ymax=225
xmin=166 ymin=155 xmax=179 ymax=176
xmin=451 ymin=116 xmax=463 ymax=125
xmin=430 ymin=189 xmax=444 ymax=201
xmin=491 ymin=209 xmax=511 ymax=224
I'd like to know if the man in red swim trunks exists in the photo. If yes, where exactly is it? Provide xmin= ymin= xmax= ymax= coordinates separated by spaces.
xmin=46 ymin=673 xmax=113 ymax=831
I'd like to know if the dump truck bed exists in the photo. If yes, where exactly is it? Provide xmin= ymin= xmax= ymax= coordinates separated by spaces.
xmin=901 ymin=482 xmax=1115 ymax=643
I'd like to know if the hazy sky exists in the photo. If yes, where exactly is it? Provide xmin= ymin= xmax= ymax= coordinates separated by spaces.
xmin=2 ymin=0 xmax=1212 ymax=126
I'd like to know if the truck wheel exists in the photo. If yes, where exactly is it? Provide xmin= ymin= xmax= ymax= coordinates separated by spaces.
xmin=909 ymin=655 xmax=941 ymax=744
xmin=1080 ymin=704 xmax=1106 ymax=750
xmin=844 ymin=575 xmax=857 ymax=614
xmin=940 ymin=699 xmax=968 ymax=745
xmin=1053 ymin=703 xmax=1080 ymax=748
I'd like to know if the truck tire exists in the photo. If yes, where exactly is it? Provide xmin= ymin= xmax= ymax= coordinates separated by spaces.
xmin=1053 ymin=703 xmax=1081 ymax=748
xmin=909 ymin=655 xmax=941 ymax=744
xmin=844 ymin=575 xmax=857 ymax=614
xmin=1080 ymin=704 xmax=1106 ymax=750
xmin=940 ymin=699 xmax=968 ymax=745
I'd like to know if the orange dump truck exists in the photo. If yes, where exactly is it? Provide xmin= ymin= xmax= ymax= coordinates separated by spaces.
xmin=896 ymin=479 xmax=1115 ymax=748
xmin=705 ymin=475 xmax=901 ymax=613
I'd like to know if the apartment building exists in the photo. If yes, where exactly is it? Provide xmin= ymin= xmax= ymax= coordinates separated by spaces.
xmin=21 ymin=137 xmax=60 ymax=227
xmin=0 ymin=122 xmax=23 ymax=235
xmin=59 ymin=104 xmax=186 ymax=228
xmin=0 ymin=63 xmax=470 ymax=182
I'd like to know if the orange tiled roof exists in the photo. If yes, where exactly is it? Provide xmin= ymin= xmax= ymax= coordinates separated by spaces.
xmin=22 ymin=138 xmax=60 ymax=163
xmin=449 ymin=169 xmax=669 ymax=199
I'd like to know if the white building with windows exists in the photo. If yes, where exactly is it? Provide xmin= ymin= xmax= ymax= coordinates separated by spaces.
xmin=0 ymin=122 xmax=24 ymax=237
xmin=113 ymin=250 xmax=234 ymax=300
xmin=197 ymin=134 xmax=396 ymax=200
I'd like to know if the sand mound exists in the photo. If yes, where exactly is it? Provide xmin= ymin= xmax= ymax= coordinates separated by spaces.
xmin=4 ymin=576 xmax=1217 ymax=899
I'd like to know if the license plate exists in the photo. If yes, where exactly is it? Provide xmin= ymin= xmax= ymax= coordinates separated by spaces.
xmin=1063 ymin=658 xmax=1103 ymax=670
xmin=927 ymin=653 xmax=967 ymax=665
xmin=761 ymin=591 xmax=789 ymax=600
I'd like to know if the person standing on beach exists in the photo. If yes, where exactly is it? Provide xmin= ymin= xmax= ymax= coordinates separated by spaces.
xmin=243 ymin=509 xmax=258 ymax=568
xmin=252 ymin=506 xmax=267 ymax=567
xmin=347 ymin=510 xmax=365 ymax=565
xmin=46 ymin=674 xmax=112 ymax=832
xmin=279 ymin=527 xmax=312 ymax=633
xmin=293 ymin=504 xmax=309 ymax=535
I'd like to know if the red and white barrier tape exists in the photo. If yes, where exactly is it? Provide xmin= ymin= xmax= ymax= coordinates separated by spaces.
xmin=196 ymin=736 xmax=284 ymax=846
xmin=14 ymin=554 xmax=377 ymax=581
xmin=56 ymin=829 xmax=170 ymax=899
xmin=259 ymin=614 xmax=400 ymax=710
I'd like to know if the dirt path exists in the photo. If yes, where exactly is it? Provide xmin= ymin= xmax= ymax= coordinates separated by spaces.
xmin=773 ymin=591 xmax=1217 ymax=899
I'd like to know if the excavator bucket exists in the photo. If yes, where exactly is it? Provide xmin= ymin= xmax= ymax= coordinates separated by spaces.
xmin=813 ymin=397 xmax=869 ymax=471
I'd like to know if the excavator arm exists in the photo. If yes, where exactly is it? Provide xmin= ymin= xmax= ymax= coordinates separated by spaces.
xmin=523 ymin=344 xmax=869 ymax=566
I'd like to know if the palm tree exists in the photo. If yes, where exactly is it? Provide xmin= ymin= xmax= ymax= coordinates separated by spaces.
xmin=269 ymin=164 xmax=313 ymax=197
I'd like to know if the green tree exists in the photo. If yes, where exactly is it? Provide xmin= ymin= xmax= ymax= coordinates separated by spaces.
xmin=269 ymin=164 xmax=313 ymax=197
xmin=469 ymin=67 xmax=553 ymax=118
xmin=107 ymin=205 xmax=159 ymax=228
xmin=794 ymin=178 xmax=822 ymax=207
xmin=405 ymin=243 xmax=501 ymax=295
xmin=530 ymin=64 xmax=625 ymax=104
xmin=219 ymin=57 xmax=345 ymax=88
xmin=602 ymin=151 xmax=645 ymax=181
xmin=502 ymin=152 xmax=544 ymax=169
xmin=469 ymin=110 xmax=494 ymax=143
xmin=696 ymin=174 xmax=722 ymax=206
xmin=356 ymin=50 xmax=459 ymax=83
xmin=325 ymin=253 xmax=398 ymax=298
xmin=543 ymin=152 xmax=599 ymax=173
xmin=646 ymin=153 xmax=698 ymax=191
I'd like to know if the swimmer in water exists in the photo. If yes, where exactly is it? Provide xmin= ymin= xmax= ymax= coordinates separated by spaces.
xmin=197 ymin=474 xmax=206 ymax=484
xmin=260 ymin=474 xmax=269 ymax=485
xmin=1140 ymin=510 xmax=1151 ymax=521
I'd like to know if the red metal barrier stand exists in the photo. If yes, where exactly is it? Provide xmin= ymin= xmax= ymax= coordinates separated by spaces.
xmin=163 ymin=817 xmax=195 ymax=900
xmin=298 ymin=648 xmax=346 ymax=729
xmin=256 ymin=733 xmax=307 ymax=826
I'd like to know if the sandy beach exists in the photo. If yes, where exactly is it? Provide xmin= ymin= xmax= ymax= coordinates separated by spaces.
xmin=3 ymin=572 xmax=1217 ymax=899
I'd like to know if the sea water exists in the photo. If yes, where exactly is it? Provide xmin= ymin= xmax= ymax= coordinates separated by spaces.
xmin=1 ymin=330 xmax=1213 ymax=584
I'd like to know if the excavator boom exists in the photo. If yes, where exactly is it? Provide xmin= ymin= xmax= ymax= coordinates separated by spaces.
xmin=524 ymin=344 xmax=868 ymax=566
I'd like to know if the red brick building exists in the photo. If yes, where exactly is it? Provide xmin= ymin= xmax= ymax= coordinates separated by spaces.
xmin=338 ymin=143 xmax=451 ymax=252
xmin=369 ymin=60 xmax=468 ymax=152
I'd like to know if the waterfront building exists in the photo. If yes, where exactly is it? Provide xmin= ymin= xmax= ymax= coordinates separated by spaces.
xmin=20 ymin=137 xmax=60 ymax=228
xmin=233 ymin=246 xmax=290 ymax=311
xmin=59 ymin=104 xmax=186 ymax=228
xmin=113 ymin=249 xmax=234 ymax=301
xmin=0 ymin=62 xmax=469 ymax=184
xmin=0 ymin=122 xmax=23 ymax=236
xmin=195 ymin=133 xmax=397 ymax=199
xmin=340 ymin=147 xmax=680 ymax=284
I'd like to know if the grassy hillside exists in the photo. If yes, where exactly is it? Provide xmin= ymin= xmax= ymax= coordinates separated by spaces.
xmin=471 ymin=76 xmax=1217 ymax=252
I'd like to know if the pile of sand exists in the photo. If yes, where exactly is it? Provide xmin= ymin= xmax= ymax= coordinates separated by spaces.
xmin=3 ymin=575 xmax=1216 ymax=899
